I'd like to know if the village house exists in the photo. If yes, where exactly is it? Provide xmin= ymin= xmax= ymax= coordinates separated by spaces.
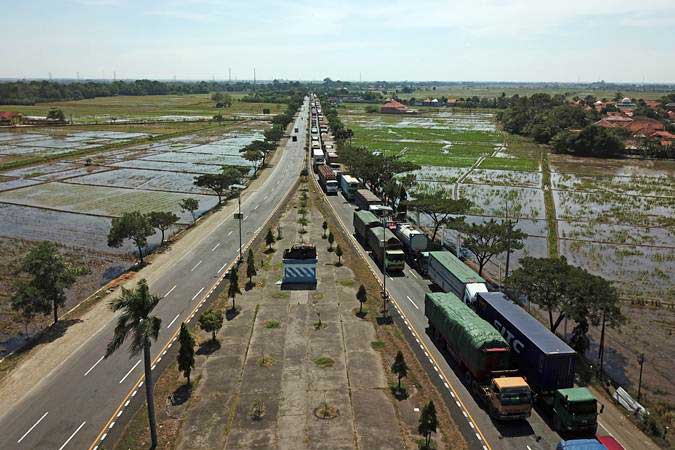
xmin=380 ymin=99 xmax=415 ymax=114
xmin=0 ymin=111 xmax=23 ymax=125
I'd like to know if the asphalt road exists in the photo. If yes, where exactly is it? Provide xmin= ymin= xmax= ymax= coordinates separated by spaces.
xmin=0 ymin=99 xmax=310 ymax=450
xmin=311 ymin=96 xmax=624 ymax=450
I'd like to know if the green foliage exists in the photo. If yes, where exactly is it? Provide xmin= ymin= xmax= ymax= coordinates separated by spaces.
xmin=461 ymin=219 xmax=526 ymax=276
xmin=418 ymin=400 xmax=438 ymax=449
xmin=356 ymin=284 xmax=368 ymax=314
xmin=551 ymin=125 xmax=625 ymax=157
xmin=11 ymin=241 xmax=86 ymax=324
xmin=104 ymin=278 xmax=161 ymax=448
xmin=327 ymin=231 xmax=335 ymax=250
xmin=264 ymin=320 xmax=280 ymax=329
xmin=194 ymin=165 xmax=247 ymax=204
xmin=199 ymin=309 xmax=224 ymax=342
xmin=322 ymin=220 xmax=328 ymax=238
xmin=46 ymin=108 xmax=66 ymax=122
xmin=228 ymin=267 xmax=241 ymax=309
xmin=569 ymin=319 xmax=590 ymax=355
xmin=177 ymin=322 xmax=195 ymax=385
xmin=107 ymin=211 xmax=155 ymax=263
xmin=391 ymin=350 xmax=409 ymax=391
xmin=265 ymin=229 xmax=275 ymax=249
xmin=313 ymin=356 xmax=335 ymax=368
xmin=147 ymin=210 xmax=179 ymax=245
xmin=180 ymin=197 xmax=200 ymax=222
xmin=246 ymin=248 xmax=257 ymax=283
xmin=371 ymin=340 xmax=385 ymax=350
xmin=405 ymin=192 xmax=472 ymax=241
xmin=335 ymin=245 xmax=343 ymax=265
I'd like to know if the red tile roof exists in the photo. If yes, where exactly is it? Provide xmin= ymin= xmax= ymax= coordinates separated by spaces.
xmin=0 ymin=111 xmax=22 ymax=120
xmin=625 ymin=118 xmax=665 ymax=136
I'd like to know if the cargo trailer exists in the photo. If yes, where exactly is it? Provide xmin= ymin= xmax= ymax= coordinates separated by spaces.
xmin=317 ymin=164 xmax=338 ymax=195
xmin=353 ymin=210 xmax=380 ymax=243
xmin=340 ymin=175 xmax=360 ymax=200
xmin=474 ymin=292 xmax=598 ymax=435
xmin=428 ymin=251 xmax=488 ymax=304
xmin=425 ymin=292 xmax=532 ymax=420
xmin=354 ymin=189 xmax=381 ymax=211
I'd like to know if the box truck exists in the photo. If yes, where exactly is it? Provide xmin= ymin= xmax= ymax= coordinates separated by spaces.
xmin=427 ymin=251 xmax=488 ymax=304
xmin=425 ymin=292 xmax=532 ymax=420
xmin=317 ymin=164 xmax=338 ymax=194
xmin=353 ymin=210 xmax=380 ymax=243
xmin=354 ymin=189 xmax=381 ymax=211
xmin=366 ymin=226 xmax=405 ymax=272
xmin=340 ymin=175 xmax=360 ymax=200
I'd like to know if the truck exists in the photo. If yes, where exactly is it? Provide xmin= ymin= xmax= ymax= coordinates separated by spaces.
xmin=312 ymin=148 xmax=325 ymax=167
xmin=340 ymin=175 xmax=360 ymax=200
xmin=317 ymin=164 xmax=338 ymax=195
xmin=366 ymin=226 xmax=405 ymax=272
xmin=395 ymin=223 xmax=428 ymax=264
xmin=353 ymin=210 xmax=380 ymax=243
xmin=427 ymin=251 xmax=488 ymax=304
xmin=354 ymin=188 xmax=382 ymax=211
xmin=474 ymin=292 xmax=599 ymax=435
xmin=425 ymin=292 xmax=533 ymax=420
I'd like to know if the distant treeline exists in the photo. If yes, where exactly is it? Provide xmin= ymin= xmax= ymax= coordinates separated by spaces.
xmin=0 ymin=79 xmax=304 ymax=105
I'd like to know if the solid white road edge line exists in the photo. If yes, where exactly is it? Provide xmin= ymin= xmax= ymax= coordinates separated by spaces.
xmin=58 ymin=421 xmax=86 ymax=450
xmin=166 ymin=314 xmax=180 ymax=329
xmin=83 ymin=356 xmax=105 ymax=377
xmin=17 ymin=411 xmax=49 ymax=444
xmin=119 ymin=360 xmax=141 ymax=384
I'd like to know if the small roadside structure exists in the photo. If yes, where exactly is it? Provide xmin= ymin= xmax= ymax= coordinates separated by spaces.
xmin=282 ymin=243 xmax=317 ymax=287
xmin=0 ymin=111 xmax=22 ymax=125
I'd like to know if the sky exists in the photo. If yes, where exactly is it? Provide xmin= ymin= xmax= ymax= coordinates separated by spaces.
xmin=2 ymin=0 xmax=675 ymax=83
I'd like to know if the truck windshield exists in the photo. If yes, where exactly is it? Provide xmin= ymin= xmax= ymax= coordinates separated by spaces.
xmin=499 ymin=389 xmax=531 ymax=405
xmin=388 ymin=253 xmax=405 ymax=262
xmin=569 ymin=401 xmax=597 ymax=414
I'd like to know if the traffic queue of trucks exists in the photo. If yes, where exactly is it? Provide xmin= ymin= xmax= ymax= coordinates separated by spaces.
xmin=308 ymin=94 xmax=601 ymax=437
xmin=317 ymin=164 xmax=338 ymax=194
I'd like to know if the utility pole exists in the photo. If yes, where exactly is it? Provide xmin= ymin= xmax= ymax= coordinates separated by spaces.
xmin=230 ymin=184 xmax=246 ymax=264
xmin=637 ymin=353 xmax=645 ymax=402
xmin=113 ymin=70 xmax=116 ymax=81
xmin=381 ymin=147 xmax=389 ymax=318
xmin=598 ymin=310 xmax=606 ymax=379
xmin=228 ymin=68 xmax=231 ymax=83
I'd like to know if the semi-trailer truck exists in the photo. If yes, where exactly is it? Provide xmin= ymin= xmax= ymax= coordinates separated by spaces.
xmin=317 ymin=164 xmax=338 ymax=194
xmin=353 ymin=210 xmax=380 ymax=243
xmin=474 ymin=292 xmax=599 ymax=435
xmin=340 ymin=174 xmax=360 ymax=200
xmin=395 ymin=223 xmax=428 ymax=268
xmin=354 ymin=189 xmax=381 ymax=211
xmin=428 ymin=251 xmax=488 ymax=304
xmin=366 ymin=226 xmax=405 ymax=272
xmin=312 ymin=148 xmax=325 ymax=167
xmin=425 ymin=292 xmax=532 ymax=420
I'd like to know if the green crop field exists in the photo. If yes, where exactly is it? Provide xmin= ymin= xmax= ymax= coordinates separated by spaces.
xmin=394 ymin=86 xmax=673 ymax=101
xmin=3 ymin=93 xmax=284 ymax=123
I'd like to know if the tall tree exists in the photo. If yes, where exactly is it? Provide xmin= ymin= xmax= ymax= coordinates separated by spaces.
xmin=418 ymin=400 xmax=438 ymax=449
xmin=322 ymin=221 xmax=328 ymax=239
xmin=180 ymin=198 xmax=199 ymax=223
xmin=356 ymin=284 xmax=367 ymax=315
xmin=335 ymin=245 xmax=343 ymax=265
xmin=241 ymin=147 xmax=264 ymax=175
xmin=246 ymin=248 xmax=257 ymax=285
xmin=462 ymin=219 xmax=526 ymax=276
xmin=265 ymin=229 xmax=275 ymax=251
xmin=405 ymin=193 xmax=472 ymax=241
xmin=105 ymin=279 xmax=161 ymax=449
xmin=327 ymin=232 xmax=335 ymax=251
xmin=228 ymin=267 xmax=241 ymax=310
xmin=177 ymin=322 xmax=195 ymax=385
xmin=391 ymin=350 xmax=408 ymax=393
xmin=108 ymin=211 xmax=155 ymax=264
xmin=14 ymin=241 xmax=86 ymax=324
xmin=199 ymin=309 xmax=223 ymax=342
xmin=147 ymin=211 xmax=179 ymax=246
xmin=506 ymin=257 xmax=571 ymax=332
xmin=194 ymin=166 xmax=246 ymax=204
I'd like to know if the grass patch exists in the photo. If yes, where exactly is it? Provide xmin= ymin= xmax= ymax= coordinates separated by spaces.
xmin=313 ymin=356 xmax=335 ymax=368
xmin=271 ymin=291 xmax=290 ymax=299
xmin=337 ymin=279 xmax=355 ymax=287
xmin=479 ymin=157 xmax=538 ymax=172
xmin=371 ymin=340 xmax=385 ymax=350
xmin=264 ymin=320 xmax=280 ymax=329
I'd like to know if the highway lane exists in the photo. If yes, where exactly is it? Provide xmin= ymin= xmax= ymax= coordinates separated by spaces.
xmin=0 ymin=99 xmax=310 ymax=450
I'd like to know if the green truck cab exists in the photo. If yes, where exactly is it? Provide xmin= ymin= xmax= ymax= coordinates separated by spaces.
xmin=542 ymin=387 xmax=598 ymax=435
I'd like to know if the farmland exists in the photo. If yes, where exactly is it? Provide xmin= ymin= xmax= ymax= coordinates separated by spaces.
xmin=0 ymin=117 xmax=271 ymax=356
xmin=339 ymin=103 xmax=675 ymax=402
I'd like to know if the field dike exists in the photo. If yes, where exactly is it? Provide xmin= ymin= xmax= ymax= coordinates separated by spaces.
xmin=542 ymin=150 xmax=559 ymax=258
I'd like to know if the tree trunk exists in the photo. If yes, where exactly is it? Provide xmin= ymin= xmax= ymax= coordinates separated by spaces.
xmin=160 ymin=229 xmax=165 ymax=246
xmin=137 ymin=242 xmax=144 ymax=264
xmin=505 ymin=220 xmax=512 ymax=279
xmin=212 ymin=330 xmax=216 ymax=342
xmin=431 ymin=223 xmax=440 ymax=242
xmin=398 ymin=375 xmax=401 ymax=390
xmin=187 ymin=371 xmax=190 ymax=386
xmin=53 ymin=301 xmax=58 ymax=324
xmin=232 ymin=296 xmax=236 ymax=311
xmin=548 ymin=308 xmax=554 ymax=331
xmin=598 ymin=311 xmax=606 ymax=378
xmin=551 ymin=313 xmax=565 ymax=333
xmin=143 ymin=342 xmax=158 ymax=449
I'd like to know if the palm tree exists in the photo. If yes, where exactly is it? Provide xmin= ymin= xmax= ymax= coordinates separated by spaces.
xmin=105 ymin=279 xmax=161 ymax=449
